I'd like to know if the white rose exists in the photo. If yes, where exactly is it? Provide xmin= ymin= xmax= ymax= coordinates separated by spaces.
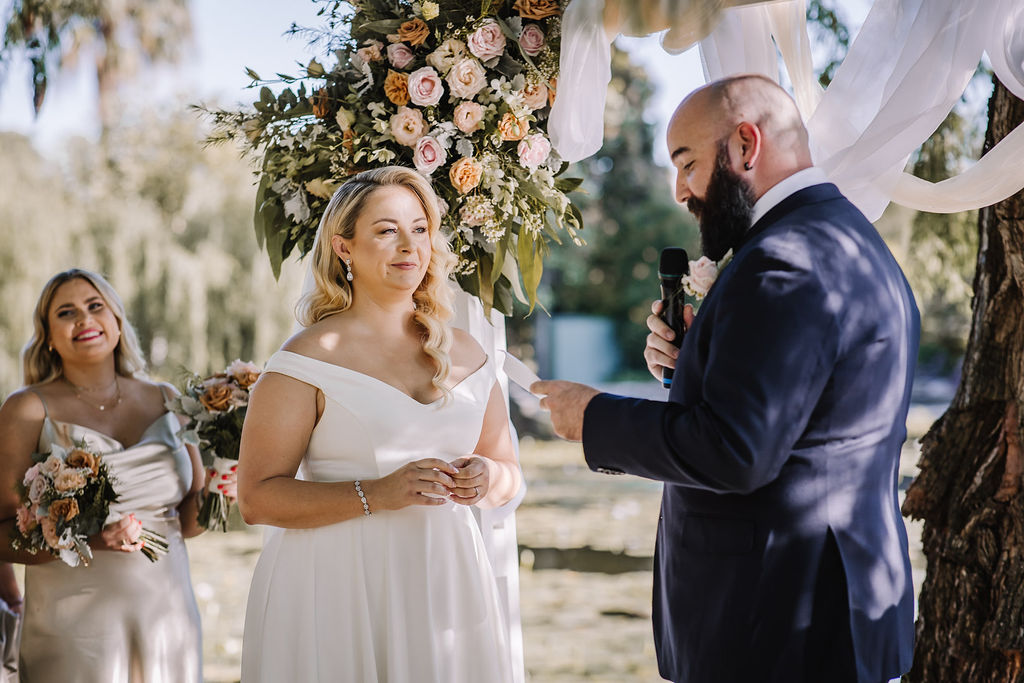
xmin=390 ymin=106 xmax=426 ymax=147
xmin=446 ymin=57 xmax=488 ymax=99
xmin=426 ymin=38 xmax=467 ymax=74
xmin=682 ymin=256 xmax=720 ymax=299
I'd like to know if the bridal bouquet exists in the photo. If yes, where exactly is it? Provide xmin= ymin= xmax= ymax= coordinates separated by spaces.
xmin=11 ymin=443 xmax=168 ymax=566
xmin=165 ymin=359 xmax=259 ymax=531
xmin=204 ymin=0 xmax=582 ymax=314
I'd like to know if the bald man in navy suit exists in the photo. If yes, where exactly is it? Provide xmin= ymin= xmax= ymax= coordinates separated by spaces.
xmin=534 ymin=75 xmax=918 ymax=683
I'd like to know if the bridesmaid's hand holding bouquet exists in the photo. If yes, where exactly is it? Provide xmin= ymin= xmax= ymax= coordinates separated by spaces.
xmin=165 ymin=359 xmax=258 ymax=532
xmin=11 ymin=443 xmax=167 ymax=565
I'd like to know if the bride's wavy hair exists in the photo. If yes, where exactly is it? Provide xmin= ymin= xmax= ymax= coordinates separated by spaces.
xmin=23 ymin=268 xmax=147 ymax=386
xmin=297 ymin=166 xmax=458 ymax=392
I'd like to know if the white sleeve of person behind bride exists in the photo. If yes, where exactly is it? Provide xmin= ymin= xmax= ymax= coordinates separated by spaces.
xmin=449 ymin=284 xmax=527 ymax=683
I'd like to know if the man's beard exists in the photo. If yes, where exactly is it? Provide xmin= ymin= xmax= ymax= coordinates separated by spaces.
xmin=687 ymin=142 xmax=757 ymax=261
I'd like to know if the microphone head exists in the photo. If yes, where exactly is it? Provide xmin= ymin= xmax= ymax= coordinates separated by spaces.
xmin=659 ymin=247 xmax=689 ymax=278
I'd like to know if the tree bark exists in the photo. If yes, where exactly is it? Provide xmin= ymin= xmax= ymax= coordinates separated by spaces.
xmin=902 ymin=77 xmax=1024 ymax=682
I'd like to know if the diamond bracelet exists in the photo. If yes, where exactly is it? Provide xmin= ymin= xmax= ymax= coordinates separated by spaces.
xmin=353 ymin=480 xmax=371 ymax=516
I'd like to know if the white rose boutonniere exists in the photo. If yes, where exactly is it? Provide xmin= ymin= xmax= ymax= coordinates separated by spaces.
xmin=681 ymin=250 xmax=733 ymax=301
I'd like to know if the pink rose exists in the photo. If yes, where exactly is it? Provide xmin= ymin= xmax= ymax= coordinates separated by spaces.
xmin=446 ymin=57 xmax=487 ymax=99
xmin=521 ymin=82 xmax=549 ymax=111
xmin=390 ymin=106 xmax=426 ymax=146
xmin=28 ymin=476 xmax=47 ymax=505
xmin=407 ymin=66 xmax=444 ymax=106
xmin=16 ymin=505 xmax=37 ymax=534
xmin=23 ymin=463 xmax=40 ymax=486
xmin=518 ymin=24 xmax=546 ymax=56
xmin=387 ymin=42 xmax=415 ymax=69
xmin=413 ymin=136 xmax=447 ymax=175
xmin=356 ymin=39 xmax=384 ymax=64
xmin=453 ymin=101 xmax=485 ymax=133
xmin=682 ymin=256 xmax=719 ymax=299
xmin=517 ymin=133 xmax=551 ymax=169
xmin=467 ymin=19 xmax=506 ymax=61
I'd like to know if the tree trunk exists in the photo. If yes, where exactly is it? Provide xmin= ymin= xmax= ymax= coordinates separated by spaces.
xmin=902 ymin=77 xmax=1024 ymax=682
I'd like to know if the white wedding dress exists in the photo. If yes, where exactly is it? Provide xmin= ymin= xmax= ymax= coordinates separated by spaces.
xmin=241 ymin=350 xmax=513 ymax=683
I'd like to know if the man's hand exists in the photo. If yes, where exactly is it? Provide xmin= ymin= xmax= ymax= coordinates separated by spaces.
xmin=531 ymin=380 xmax=600 ymax=442
xmin=645 ymin=300 xmax=695 ymax=382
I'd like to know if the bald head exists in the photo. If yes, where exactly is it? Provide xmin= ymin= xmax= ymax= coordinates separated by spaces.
xmin=667 ymin=75 xmax=812 ymax=201
xmin=695 ymin=75 xmax=808 ymax=146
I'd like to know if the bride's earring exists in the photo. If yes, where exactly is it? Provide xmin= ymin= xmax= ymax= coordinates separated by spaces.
xmin=344 ymin=258 xmax=354 ymax=282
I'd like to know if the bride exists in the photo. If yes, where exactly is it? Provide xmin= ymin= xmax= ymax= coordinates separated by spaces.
xmin=238 ymin=166 xmax=522 ymax=682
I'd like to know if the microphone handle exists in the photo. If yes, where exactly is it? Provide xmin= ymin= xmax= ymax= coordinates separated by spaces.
xmin=660 ymin=282 xmax=684 ymax=389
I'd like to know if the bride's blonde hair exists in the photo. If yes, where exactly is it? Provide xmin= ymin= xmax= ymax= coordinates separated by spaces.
xmin=297 ymin=166 xmax=458 ymax=392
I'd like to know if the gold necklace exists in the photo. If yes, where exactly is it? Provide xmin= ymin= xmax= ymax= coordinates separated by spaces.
xmin=66 ymin=376 xmax=122 ymax=412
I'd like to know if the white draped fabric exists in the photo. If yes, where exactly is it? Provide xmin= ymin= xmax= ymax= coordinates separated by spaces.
xmin=550 ymin=0 xmax=1024 ymax=221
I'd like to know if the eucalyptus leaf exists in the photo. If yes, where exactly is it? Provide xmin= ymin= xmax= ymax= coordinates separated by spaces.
xmin=307 ymin=58 xmax=326 ymax=77
xmin=554 ymin=176 xmax=584 ymax=193
xmin=360 ymin=19 xmax=403 ymax=33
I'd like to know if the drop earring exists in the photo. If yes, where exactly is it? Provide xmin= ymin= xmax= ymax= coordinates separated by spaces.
xmin=345 ymin=258 xmax=354 ymax=282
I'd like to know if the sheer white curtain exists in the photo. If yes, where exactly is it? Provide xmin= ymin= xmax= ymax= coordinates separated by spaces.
xmin=550 ymin=0 xmax=1024 ymax=221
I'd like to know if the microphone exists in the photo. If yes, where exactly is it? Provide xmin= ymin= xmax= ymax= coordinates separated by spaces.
xmin=659 ymin=247 xmax=689 ymax=389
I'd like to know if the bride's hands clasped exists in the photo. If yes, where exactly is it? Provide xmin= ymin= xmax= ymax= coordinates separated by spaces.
xmin=367 ymin=458 xmax=461 ymax=510
xmin=447 ymin=455 xmax=489 ymax=506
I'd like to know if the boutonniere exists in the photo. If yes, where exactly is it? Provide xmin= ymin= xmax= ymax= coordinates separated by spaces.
xmin=682 ymin=250 xmax=733 ymax=301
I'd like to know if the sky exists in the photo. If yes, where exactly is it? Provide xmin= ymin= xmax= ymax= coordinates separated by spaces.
xmin=0 ymin=0 xmax=706 ymax=164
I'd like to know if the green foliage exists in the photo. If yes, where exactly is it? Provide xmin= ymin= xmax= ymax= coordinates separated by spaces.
xmin=901 ymin=106 xmax=983 ymax=359
xmin=536 ymin=48 xmax=699 ymax=377
xmin=805 ymin=0 xmax=850 ymax=88
xmin=0 ymin=114 xmax=304 ymax=398
xmin=203 ymin=0 xmax=581 ymax=316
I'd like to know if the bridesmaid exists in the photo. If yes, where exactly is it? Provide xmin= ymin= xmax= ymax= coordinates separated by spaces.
xmin=0 ymin=268 xmax=233 ymax=682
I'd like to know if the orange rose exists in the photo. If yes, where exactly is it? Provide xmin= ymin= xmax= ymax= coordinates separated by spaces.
xmin=513 ymin=0 xmax=561 ymax=20
xmin=398 ymin=18 xmax=430 ymax=46
xmin=66 ymin=448 xmax=99 ymax=476
xmin=497 ymin=112 xmax=528 ymax=141
xmin=449 ymin=157 xmax=484 ymax=194
xmin=384 ymin=70 xmax=411 ymax=106
xmin=49 ymin=498 xmax=79 ymax=523
xmin=200 ymin=381 xmax=235 ymax=412
xmin=312 ymin=88 xmax=331 ymax=119
xmin=226 ymin=360 xmax=261 ymax=389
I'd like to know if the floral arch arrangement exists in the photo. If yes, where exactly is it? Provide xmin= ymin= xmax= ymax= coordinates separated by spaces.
xmin=207 ymin=0 xmax=583 ymax=315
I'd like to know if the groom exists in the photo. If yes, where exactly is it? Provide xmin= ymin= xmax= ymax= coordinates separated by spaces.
xmin=534 ymin=74 xmax=918 ymax=683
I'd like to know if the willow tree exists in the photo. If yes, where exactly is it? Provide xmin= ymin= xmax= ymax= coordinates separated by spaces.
xmin=1 ymin=0 xmax=190 ymax=132
xmin=902 ymin=77 xmax=1024 ymax=682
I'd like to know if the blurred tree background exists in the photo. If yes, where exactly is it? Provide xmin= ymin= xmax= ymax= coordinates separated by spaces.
xmin=0 ymin=116 xmax=303 ymax=396
xmin=530 ymin=47 xmax=700 ymax=380
xmin=0 ymin=0 xmax=982 ymax=397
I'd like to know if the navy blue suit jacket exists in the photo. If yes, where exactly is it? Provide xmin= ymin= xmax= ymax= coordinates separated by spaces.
xmin=583 ymin=184 xmax=918 ymax=683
